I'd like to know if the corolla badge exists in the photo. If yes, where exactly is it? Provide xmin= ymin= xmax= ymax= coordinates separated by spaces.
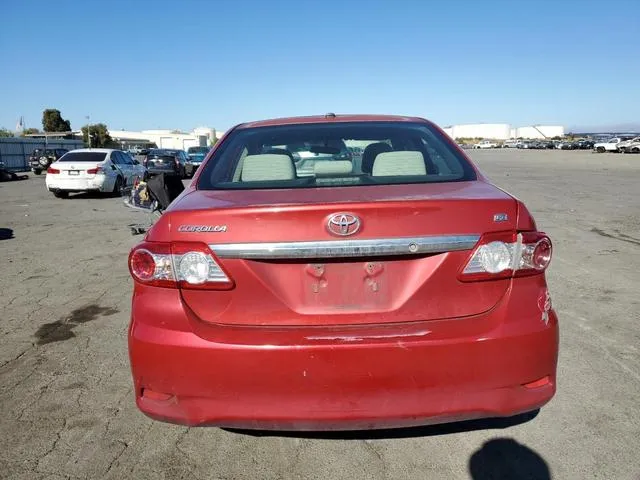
xmin=327 ymin=213 xmax=361 ymax=236
xmin=178 ymin=225 xmax=227 ymax=233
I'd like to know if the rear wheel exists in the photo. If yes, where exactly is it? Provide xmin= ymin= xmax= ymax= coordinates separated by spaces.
xmin=33 ymin=169 xmax=42 ymax=175
xmin=112 ymin=176 xmax=124 ymax=196
xmin=632 ymin=147 xmax=640 ymax=153
xmin=53 ymin=190 xmax=68 ymax=199
xmin=596 ymin=146 xmax=605 ymax=153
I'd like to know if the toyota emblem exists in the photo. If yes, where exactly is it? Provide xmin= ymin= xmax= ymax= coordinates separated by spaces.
xmin=327 ymin=213 xmax=361 ymax=236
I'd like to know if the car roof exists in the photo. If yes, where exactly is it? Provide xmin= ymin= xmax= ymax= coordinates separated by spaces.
xmin=68 ymin=148 xmax=115 ymax=153
xmin=237 ymin=114 xmax=429 ymax=129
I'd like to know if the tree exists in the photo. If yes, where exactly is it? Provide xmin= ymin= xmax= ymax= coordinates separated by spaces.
xmin=81 ymin=123 xmax=115 ymax=148
xmin=0 ymin=128 xmax=14 ymax=138
xmin=42 ymin=109 xmax=71 ymax=132
xmin=21 ymin=128 xmax=41 ymax=137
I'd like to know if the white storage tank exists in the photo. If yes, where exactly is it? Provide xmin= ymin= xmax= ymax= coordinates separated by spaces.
xmin=450 ymin=124 xmax=511 ymax=140
xmin=516 ymin=126 xmax=565 ymax=139
xmin=193 ymin=127 xmax=216 ymax=146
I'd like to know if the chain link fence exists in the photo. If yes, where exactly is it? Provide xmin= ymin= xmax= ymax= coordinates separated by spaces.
xmin=0 ymin=138 xmax=85 ymax=171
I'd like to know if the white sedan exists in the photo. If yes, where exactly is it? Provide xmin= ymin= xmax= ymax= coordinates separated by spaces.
xmin=45 ymin=148 xmax=147 ymax=199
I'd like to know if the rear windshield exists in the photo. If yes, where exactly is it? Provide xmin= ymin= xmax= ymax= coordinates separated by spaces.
xmin=188 ymin=147 xmax=209 ymax=154
xmin=58 ymin=152 xmax=107 ymax=162
xmin=197 ymin=121 xmax=476 ymax=190
xmin=148 ymin=150 xmax=176 ymax=157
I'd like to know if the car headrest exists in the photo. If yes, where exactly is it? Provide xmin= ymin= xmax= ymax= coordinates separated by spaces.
xmin=264 ymin=148 xmax=294 ymax=161
xmin=241 ymin=154 xmax=295 ymax=182
xmin=372 ymin=151 xmax=427 ymax=176
xmin=361 ymin=142 xmax=393 ymax=174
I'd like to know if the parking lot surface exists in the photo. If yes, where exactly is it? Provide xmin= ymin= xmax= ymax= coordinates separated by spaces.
xmin=1 ymin=149 xmax=639 ymax=479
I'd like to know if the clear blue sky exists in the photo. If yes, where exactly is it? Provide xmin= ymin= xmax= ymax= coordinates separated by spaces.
xmin=1 ymin=0 xmax=639 ymax=133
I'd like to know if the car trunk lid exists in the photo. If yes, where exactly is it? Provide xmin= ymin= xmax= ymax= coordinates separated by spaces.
xmin=160 ymin=182 xmax=517 ymax=326
xmin=146 ymin=155 xmax=176 ymax=170
xmin=54 ymin=161 xmax=105 ymax=179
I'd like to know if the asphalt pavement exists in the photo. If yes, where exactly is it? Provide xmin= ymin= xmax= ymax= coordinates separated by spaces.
xmin=0 ymin=149 xmax=639 ymax=479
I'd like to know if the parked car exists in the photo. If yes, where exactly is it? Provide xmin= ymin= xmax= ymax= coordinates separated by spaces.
xmin=594 ymin=137 xmax=625 ymax=153
xmin=502 ymin=140 xmax=520 ymax=148
xmin=127 ymin=114 xmax=558 ymax=430
xmin=572 ymin=139 xmax=595 ymax=150
xmin=143 ymin=149 xmax=189 ymax=178
xmin=45 ymin=149 xmax=146 ymax=198
xmin=622 ymin=139 xmax=640 ymax=153
xmin=29 ymin=148 xmax=68 ymax=175
xmin=523 ymin=141 xmax=545 ymax=149
xmin=185 ymin=146 xmax=210 ymax=177
xmin=473 ymin=140 xmax=498 ymax=149
xmin=616 ymin=136 xmax=640 ymax=153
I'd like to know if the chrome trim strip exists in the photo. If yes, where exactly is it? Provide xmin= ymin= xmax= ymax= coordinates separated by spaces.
xmin=210 ymin=235 xmax=480 ymax=259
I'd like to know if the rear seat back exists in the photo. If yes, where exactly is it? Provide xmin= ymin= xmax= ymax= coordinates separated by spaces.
xmin=314 ymin=161 xmax=353 ymax=176
xmin=241 ymin=154 xmax=295 ymax=182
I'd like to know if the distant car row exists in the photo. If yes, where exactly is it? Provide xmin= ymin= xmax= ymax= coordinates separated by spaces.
xmin=43 ymin=145 xmax=212 ymax=199
xmin=471 ymin=139 xmax=592 ymax=150
xmin=133 ymin=146 xmax=211 ymax=178
xmin=592 ymin=136 xmax=640 ymax=153
xmin=468 ymin=137 xmax=640 ymax=153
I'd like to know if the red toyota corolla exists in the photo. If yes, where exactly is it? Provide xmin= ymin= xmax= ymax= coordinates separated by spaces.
xmin=128 ymin=115 xmax=558 ymax=430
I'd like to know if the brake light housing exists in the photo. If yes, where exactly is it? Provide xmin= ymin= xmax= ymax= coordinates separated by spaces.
xmin=459 ymin=231 xmax=552 ymax=282
xmin=47 ymin=167 xmax=60 ymax=174
xmin=128 ymin=241 xmax=234 ymax=290
xmin=87 ymin=166 xmax=105 ymax=174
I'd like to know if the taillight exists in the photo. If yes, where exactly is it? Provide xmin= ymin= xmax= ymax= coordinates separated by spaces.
xmin=128 ymin=241 xmax=234 ymax=290
xmin=47 ymin=167 xmax=60 ymax=174
xmin=459 ymin=231 xmax=552 ymax=282
xmin=87 ymin=167 xmax=104 ymax=174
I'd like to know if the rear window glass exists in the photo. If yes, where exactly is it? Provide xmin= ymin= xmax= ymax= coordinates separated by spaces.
xmin=188 ymin=147 xmax=209 ymax=154
xmin=58 ymin=152 xmax=107 ymax=162
xmin=148 ymin=150 xmax=176 ymax=156
xmin=197 ymin=122 xmax=476 ymax=190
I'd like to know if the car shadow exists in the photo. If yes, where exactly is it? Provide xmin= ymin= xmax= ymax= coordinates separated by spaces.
xmin=65 ymin=192 xmax=117 ymax=200
xmin=0 ymin=228 xmax=14 ymax=240
xmin=223 ymin=410 xmax=539 ymax=440
xmin=469 ymin=438 xmax=551 ymax=480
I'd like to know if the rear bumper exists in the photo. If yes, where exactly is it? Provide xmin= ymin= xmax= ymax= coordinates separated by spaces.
xmin=129 ymin=281 xmax=559 ymax=430
xmin=45 ymin=176 xmax=108 ymax=192
xmin=147 ymin=168 xmax=180 ymax=176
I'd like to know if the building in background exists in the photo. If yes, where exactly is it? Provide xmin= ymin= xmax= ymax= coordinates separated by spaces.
xmin=443 ymin=123 xmax=564 ymax=140
xmin=107 ymin=127 xmax=219 ymax=150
